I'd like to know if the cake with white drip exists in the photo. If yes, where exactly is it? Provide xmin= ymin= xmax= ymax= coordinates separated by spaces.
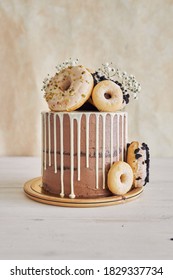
xmin=39 ymin=59 xmax=150 ymax=201
xmin=42 ymin=111 xmax=128 ymax=198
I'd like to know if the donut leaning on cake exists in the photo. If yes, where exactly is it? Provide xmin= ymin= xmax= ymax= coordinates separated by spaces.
xmin=44 ymin=65 xmax=94 ymax=111
xmin=107 ymin=161 xmax=133 ymax=195
xmin=127 ymin=141 xmax=150 ymax=188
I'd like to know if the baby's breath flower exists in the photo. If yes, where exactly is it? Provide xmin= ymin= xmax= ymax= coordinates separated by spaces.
xmin=55 ymin=58 xmax=79 ymax=73
xmin=94 ymin=62 xmax=141 ymax=100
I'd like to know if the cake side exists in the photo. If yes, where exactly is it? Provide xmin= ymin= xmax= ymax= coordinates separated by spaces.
xmin=42 ymin=111 xmax=128 ymax=198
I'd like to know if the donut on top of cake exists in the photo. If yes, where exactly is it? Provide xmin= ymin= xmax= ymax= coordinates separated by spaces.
xmin=44 ymin=65 xmax=94 ymax=112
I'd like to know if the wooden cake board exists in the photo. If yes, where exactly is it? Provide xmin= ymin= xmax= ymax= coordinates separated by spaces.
xmin=23 ymin=177 xmax=143 ymax=208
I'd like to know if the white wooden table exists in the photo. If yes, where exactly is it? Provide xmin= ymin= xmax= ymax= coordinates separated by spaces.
xmin=0 ymin=157 xmax=173 ymax=260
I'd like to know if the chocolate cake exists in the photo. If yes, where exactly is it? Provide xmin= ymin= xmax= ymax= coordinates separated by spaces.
xmin=38 ymin=59 xmax=150 ymax=201
xmin=42 ymin=111 xmax=128 ymax=198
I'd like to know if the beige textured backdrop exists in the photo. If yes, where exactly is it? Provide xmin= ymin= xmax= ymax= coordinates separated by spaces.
xmin=0 ymin=0 xmax=173 ymax=157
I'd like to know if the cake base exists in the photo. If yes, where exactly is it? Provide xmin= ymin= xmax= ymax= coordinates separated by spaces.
xmin=24 ymin=177 xmax=143 ymax=208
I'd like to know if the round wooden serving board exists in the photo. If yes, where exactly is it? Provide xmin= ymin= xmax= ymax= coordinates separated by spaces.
xmin=24 ymin=177 xmax=143 ymax=208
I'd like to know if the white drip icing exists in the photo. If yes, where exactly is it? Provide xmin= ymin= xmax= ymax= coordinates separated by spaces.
xmin=59 ymin=114 xmax=64 ymax=197
xmin=48 ymin=112 xmax=51 ymax=166
xmin=41 ymin=113 xmax=44 ymax=176
xmin=69 ymin=116 xmax=75 ymax=198
xmin=117 ymin=114 xmax=120 ymax=161
xmin=85 ymin=113 xmax=90 ymax=168
xmin=77 ymin=115 xmax=82 ymax=181
xmin=44 ymin=113 xmax=47 ymax=170
xmin=102 ymin=114 xmax=106 ymax=189
xmin=54 ymin=114 xmax=57 ymax=173
xmin=121 ymin=114 xmax=124 ymax=161
xmin=42 ymin=111 xmax=128 ymax=197
xmin=124 ymin=114 xmax=128 ymax=161
xmin=95 ymin=114 xmax=99 ymax=189
xmin=110 ymin=114 xmax=114 ymax=165
xmin=69 ymin=114 xmax=82 ymax=197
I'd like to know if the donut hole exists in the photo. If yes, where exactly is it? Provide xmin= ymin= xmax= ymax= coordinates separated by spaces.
xmin=104 ymin=92 xmax=112 ymax=99
xmin=60 ymin=77 xmax=71 ymax=91
xmin=120 ymin=174 xmax=127 ymax=183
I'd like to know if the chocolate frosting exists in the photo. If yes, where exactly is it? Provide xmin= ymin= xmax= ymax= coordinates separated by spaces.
xmin=42 ymin=112 xmax=128 ymax=198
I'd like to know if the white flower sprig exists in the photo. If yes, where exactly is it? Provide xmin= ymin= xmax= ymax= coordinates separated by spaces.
xmin=96 ymin=62 xmax=141 ymax=99
xmin=42 ymin=76 xmax=50 ymax=91
xmin=55 ymin=58 xmax=79 ymax=72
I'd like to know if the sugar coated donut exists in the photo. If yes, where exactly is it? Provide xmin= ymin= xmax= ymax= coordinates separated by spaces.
xmin=127 ymin=141 xmax=150 ymax=188
xmin=107 ymin=161 xmax=133 ymax=195
xmin=44 ymin=65 xmax=94 ymax=111
xmin=92 ymin=80 xmax=124 ymax=112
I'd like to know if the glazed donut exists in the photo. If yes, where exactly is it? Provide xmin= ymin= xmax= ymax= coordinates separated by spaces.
xmin=92 ymin=80 xmax=124 ymax=112
xmin=107 ymin=161 xmax=133 ymax=195
xmin=127 ymin=141 xmax=150 ymax=188
xmin=44 ymin=65 xmax=94 ymax=111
